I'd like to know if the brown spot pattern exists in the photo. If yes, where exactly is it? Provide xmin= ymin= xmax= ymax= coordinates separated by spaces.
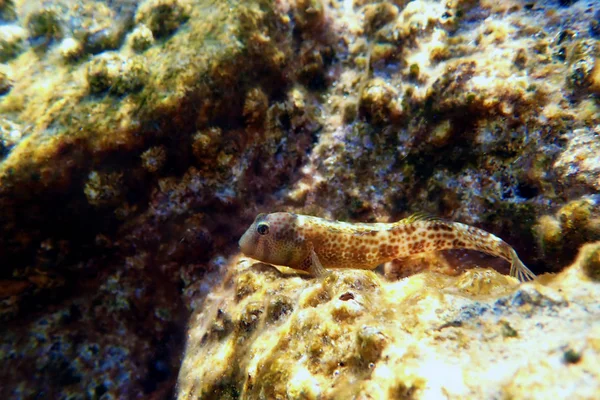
xmin=263 ymin=215 xmax=517 ymax=272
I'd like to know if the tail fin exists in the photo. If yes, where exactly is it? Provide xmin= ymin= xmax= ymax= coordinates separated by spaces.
xmin=509 ymin=249 xmax=536 ymax=282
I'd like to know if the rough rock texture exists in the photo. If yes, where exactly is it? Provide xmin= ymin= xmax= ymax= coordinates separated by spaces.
xmin=288 ymin=0 xmax=600 ymax=275
xmin=0 ymin=0 xmax=599 ymax=398
xmin=177 ymin=242 xmax=600 ymax=399
xmin=0 ymin=0 xmax=313 ymax=397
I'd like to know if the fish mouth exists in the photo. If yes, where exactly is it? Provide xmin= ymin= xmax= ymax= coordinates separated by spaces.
xmin=238 ymin=231 xmax=253 ymax=256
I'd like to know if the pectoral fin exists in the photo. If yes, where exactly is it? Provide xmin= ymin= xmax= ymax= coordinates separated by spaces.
xmin=307 ymin=243 xmax=329 ymax=277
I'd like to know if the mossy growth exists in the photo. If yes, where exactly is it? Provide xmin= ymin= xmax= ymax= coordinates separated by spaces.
xmin=580 ymin=243 xmax=600 ymax=281
xmin=566 ymin=40 xmax=598 ymax=89
xmin=87 ymin=53 xmax=148 ymax=96
xmin=408 ymin=63 xmax=420 ymax=80
xmin=500 ymin=321 xmax=518 ymax=338
xmin=128 ymin=24 xmax=155 ymax=52
xmin=563 ymin=348 xmax=582 ymax=364
xmin=568 ymin=58 xmax=595 ymax=89
xmin=362 ymin=2 xmax=399 ymax=35
xmin=534 ymin=215 xmax=563 ymax=253
xmin=58 ymin=38 xmax=84 ymax=62
xmin=559 ymin=199 xmax=592 ymax=231
xmin=141 ymin=146 xmax=167 ymax=173
xmin=0 ymin=67 xmax=12 ymax=95
xmin=534 ymin=199 xmax=600 ymax=271
xmin=0 ymin=0 xmax=16 ymax=21
xmin=71 ymin=3 xmax=124 ymax=55
xmin=358 ymin=78 xmax=402 ymax=124
xmin=342 ymin=100 xmax=358 ymax=123
xmin=136 ymin=0 xmax=191 ymax=39
xmin=266 ymin=295 xmax=294 ymax=323
xmin=239 ymin=302 xmax=264 ymax=333
xmin=83 ymin=171 xmax=125 ymax=207
xmin=26 ymin=7 xmax=63 ymax=46
xmin=0 ymin=118 xmax=21 ymax=158
xmin=513 ymin=48 xmax=527 ymax=68
xmin=369 ymin=43 xmax=398 ymax=65
xmin=357 ymin=325 xmax=387 ymax=364
xmin=294 ymin=0 xmax=325 ymax=32
xmin=0 ymin=25 xmax=27 ymax=62
xmin=243 ymin=87 xmax=269 ymax=127
xmin=191 ymin=127 xmax=223 ymax=172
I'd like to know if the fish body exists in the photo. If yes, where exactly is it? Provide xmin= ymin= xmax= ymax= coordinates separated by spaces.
xmin=238 ymin=212 xmax=536 ymax=281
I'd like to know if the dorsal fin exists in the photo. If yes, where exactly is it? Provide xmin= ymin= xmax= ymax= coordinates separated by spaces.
xmin=396 ymin=212 xmax=441 ymax=224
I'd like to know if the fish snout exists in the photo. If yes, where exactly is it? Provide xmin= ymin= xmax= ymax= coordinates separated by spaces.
xmin=238 ymin=229 xmax=253 ymax=257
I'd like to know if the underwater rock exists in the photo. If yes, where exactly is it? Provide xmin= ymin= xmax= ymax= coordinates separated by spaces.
xmin=127 ymin=23 xmax=155 ymax=52
xmin=358 ymin=77 xmax=403 ymax=124
xmin=141 ymin=145 xmax=167 ymax=173
xmin=0 ymin=66 xmax=12 ymax=95
xmin=566 ymin=39 xmax=597 ymax=90
xmin=534 ymin=198 xmax=600 ymax=270
xmin=0 ymin=0 xmax=16 ymax=21
xmin=0 ymin=117 xmax=21 ymax=158
xmin=0 ymin=24 xmax=27 ymax=62
xmin=25 ymin=6 xmax=63 ymax=46
xmin=71 ymin=2 xmax=125 ymax=55
xmin=191 ymin=127 xmax=222 ymax=169
xmin=294 ymin=0 xmax=326 ymax=33
xmin=177 ymin=245 xmax=600 ymax=399
xmin=362 ymin=2 xmax=399 ymax=35
xmin=86 ymin=52 xmax=148 ymax=95
xmin=1 ymin=0 xmax=600 ymax=398
xmin=57 ymin=37 xmax=84 ymax=62
xmin=243 ymin=87 xmax=269 ymax=127
xmin=580 ymin=242 xmax=600 ymax=281
xmin=84 ymin=170 xmax=125 ymax=207
xmin=553 ymin=127 xmax=600 ymax=191
xmin=135 ymin=0 xmax=191 ymax=39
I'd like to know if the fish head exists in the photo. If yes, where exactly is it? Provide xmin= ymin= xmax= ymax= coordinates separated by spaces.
xmin=239 ymin=212 xmax=305 ymax=266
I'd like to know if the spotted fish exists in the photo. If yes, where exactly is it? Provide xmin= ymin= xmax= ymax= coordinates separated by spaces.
xmin=238 ymin=212 xmax=536 ymax=281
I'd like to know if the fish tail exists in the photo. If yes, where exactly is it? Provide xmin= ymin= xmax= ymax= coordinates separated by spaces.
xmin=508 ymin=248 xmax=536 ymax=282
xmin=401 ymin=219 xmax=536 ymax=282
xmin=449 ymin=223 xmax=537 ymax=282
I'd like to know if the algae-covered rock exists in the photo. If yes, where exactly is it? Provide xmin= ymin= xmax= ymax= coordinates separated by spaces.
xmin=141 ymin=145 xmax=167 ymax=173
xmin=358 ymin=77 xmax=403 ymax=124
xmin=0 ymin=66 xmax=12 ymax=95
xmin=84 ymin=170 xmax=125 ymax=207
xmin=57 ymin=37 xmax=84 ymax=61
xmin=177 ymin=247 xmax=600 ymax=399
xmin=553 ymin=127 xmax=600 ymax=191
xmin=0 ymin=0 xmax=308 ymax=397
xmin=135 ymin=0 xmax=191 ymax=38
xmin=127 ymin=23 xmax=155 ymax=52
xmin=2 ymin=0 xmax=600 ymax=398
xmin=534 ymin=198 xmax=600 ymax=270
xmin=86 ymin=52 xmax=148 ymax=95
xmin=0 ymin=24 xmax=27 ymax=62
xmin=25 ymin=6 xmax=63 ymax=46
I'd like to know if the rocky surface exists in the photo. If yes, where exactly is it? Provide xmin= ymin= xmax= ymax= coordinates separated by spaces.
xmin=1 ymin=0 xmax=312 ymax=397
xmin=0 ymin=0 xmax=599 ymax=398
xmin=177 ymin=242 xmax=600 ymax=400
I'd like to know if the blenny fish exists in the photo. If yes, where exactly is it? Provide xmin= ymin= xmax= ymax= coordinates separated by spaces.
xmin=239 ymin=212 xmax=536 ymax=281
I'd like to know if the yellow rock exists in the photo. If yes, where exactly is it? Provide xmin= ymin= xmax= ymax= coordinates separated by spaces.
xmin=589 ymin=61 xmax=600 ymax=95
xmin=177 ymin=244 xmax=600 ymax=399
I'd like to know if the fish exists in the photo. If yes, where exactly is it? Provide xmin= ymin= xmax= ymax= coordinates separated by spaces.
xmin=238 ymin=212 xmax=537 ymax=281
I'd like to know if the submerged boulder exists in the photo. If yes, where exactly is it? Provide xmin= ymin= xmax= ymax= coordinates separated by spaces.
xmin=178 ymin=243 xmax=600 ymax=399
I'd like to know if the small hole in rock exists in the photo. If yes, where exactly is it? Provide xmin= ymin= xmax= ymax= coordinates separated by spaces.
xmin=339 ymin=292 xmax=355 ymax=301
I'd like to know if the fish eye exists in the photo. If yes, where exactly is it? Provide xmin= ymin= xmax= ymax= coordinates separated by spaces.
xmin=257 ymin=223 xmax=269 ymax=235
